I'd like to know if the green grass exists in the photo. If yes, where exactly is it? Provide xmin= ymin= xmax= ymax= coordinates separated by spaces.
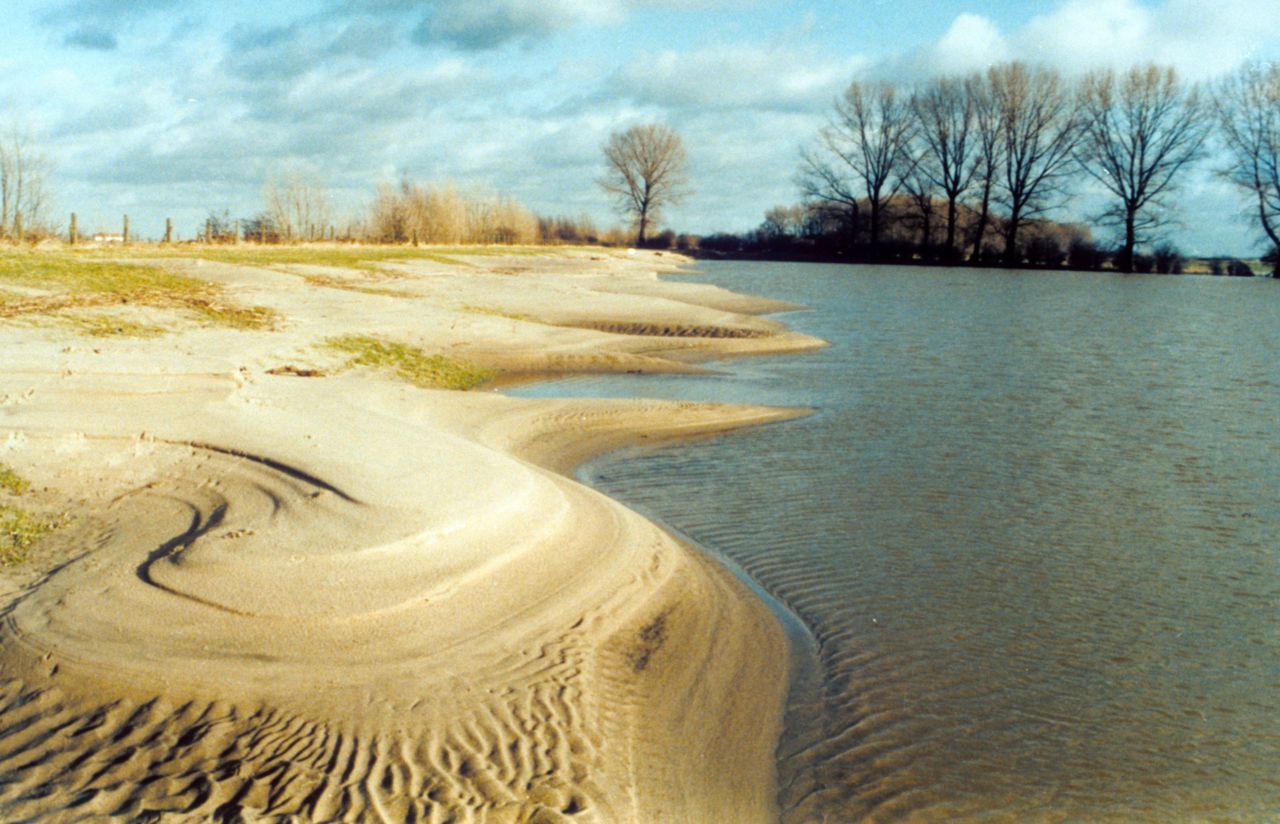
xmin=0 ymin=505 xmax=61 ymax=565
xmin=0 ymin=463 xmax=65 ymax=566
xmin=326 ymin=335 xmax=496 ymax=390
xmin=0 ymin=249 xmax=277 ymax=329
xmin=0 ymin=464 xmax=29 ymax=495
xmin=462 ymin=304 xmax=536 ymax=322
xmin=63 ymin=313 xmax=169 ymax=338
xmin=98 ymin=243 xmax=555 ymax=272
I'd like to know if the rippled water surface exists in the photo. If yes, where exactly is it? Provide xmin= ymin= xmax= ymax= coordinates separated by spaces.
xmin=514 ymin=262 xmax=1280 ymax=822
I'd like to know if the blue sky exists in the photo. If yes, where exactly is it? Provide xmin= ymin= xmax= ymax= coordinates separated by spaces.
xmin=4 ymin=0 xmax=1279 ymax=253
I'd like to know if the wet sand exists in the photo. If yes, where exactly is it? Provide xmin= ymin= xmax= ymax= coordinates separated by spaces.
xmin=0 ymin=248 xmax=823 ymax=822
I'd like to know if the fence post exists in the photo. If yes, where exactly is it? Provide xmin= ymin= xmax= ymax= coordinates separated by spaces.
xmin=164 ymin=218 xmax=172 ymax=244
xmin=123 ymin=215 xmax=130 ymax=244
xmin=234 ymin=219 xmax=241 ymax=245
xmin=69 ymin=213 xmax=77 ymax=245
xmin=205 ymin=219 xmax=213 ymax=244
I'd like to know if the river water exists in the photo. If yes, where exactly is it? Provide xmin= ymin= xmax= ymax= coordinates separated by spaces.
xmin=512 ymin=261 xmax=1280 ymax=822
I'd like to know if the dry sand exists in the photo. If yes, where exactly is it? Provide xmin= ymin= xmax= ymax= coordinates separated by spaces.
xmin=0 ymin=248 xmax=824 ymax=822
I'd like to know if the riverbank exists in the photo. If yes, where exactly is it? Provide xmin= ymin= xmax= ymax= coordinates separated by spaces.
xmin=0 ymin=246 xmax=825 ymax=822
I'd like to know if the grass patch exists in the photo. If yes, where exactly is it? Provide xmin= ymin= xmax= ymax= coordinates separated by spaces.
xmin=326 ymin=335 xmax=495 ymax=390
xmin=0 ymin=505 xmax=62 ymax=566
xmin=0 ymin=249 xmax=278 ymax=330
xmin=97 ymin=243 xmax=549 ymax=272
xmin=0 ymin=464 xmax=29 ymax=495
xmin=462 ymin=304 xmax=536 ymax=322
xmin=63 ymin=313 xmax=169 ymax=338
xmin=301 ymin=273 xmax=417 ymax=297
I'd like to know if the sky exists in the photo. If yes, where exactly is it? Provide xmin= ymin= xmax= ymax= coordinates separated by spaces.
xmin=4 ymin=0 xmax=1279 ymax=253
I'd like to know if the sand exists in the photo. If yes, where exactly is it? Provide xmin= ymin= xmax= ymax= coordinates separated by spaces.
xmin=0 ymin=247 xmax=824 ymax=822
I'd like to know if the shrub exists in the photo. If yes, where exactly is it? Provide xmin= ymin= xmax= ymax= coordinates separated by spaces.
xmin=1152 ymin=244 xmax=1184 ymax=274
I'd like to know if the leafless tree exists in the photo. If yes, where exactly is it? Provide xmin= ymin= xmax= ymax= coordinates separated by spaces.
xmin=1076 ymin=65 xmax=1209 ymax=273
xmin=989 ymin=63 xmax=1082 ymax=265
xmin=600 ymin=124 xmax=689 ymax=246
xmin=799 ymin=80 xmax=915 ymax=255
xmin=912 ymin=76 xmax=979 ymax=261
xmin=901 ymin=160 xmax=937 ymax=254
xmin=263 ymin=169 xmax=331 ymax=242
xmin=966 ymin=72 xmax=1003 ymax=261
xmin=0 ymin=127 xmax=54 ymax=241
xmin=1216 ymin=61 xmax=1280 ymax=277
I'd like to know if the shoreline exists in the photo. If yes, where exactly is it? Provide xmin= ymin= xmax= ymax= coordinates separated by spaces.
xmin=0 ymin=247 xmax=825 ymax=822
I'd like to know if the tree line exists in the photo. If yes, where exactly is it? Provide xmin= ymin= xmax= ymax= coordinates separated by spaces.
xmin=741 ymin=60 xmax=1280 ymax=276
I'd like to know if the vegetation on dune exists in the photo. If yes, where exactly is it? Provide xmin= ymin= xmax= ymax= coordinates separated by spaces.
xmin=0 ymin=464 xmax=29 ymax=495
xmin=0 ymin=249 xmax=277 ymax=328
xmin=0 ymin=464 xmax=65 ymax=566
xmin=0 ymin=505 xmax=60 ymax=565
xmin=61 ymin=313 xmax=169 ymax=338
xmin=462 ymin=304 xmax=536 ymax=322
xmin=326 ymin=335 xmax=496 ymax=390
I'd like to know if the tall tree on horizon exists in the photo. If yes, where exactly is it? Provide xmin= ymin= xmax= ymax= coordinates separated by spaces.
xmin=911 ymin=75 xmax=980 ymax=261
xmin=1215 ymin=61 xmax=1280 ymax=277
xmin=966 ymin=71 xmax=1003 ymax=262
xmin=1076 ymin=64 xmax=1209 ymax=273
xmin=990 ymin=63 xmax=1082 ymax=266
xmin=0 ymin=126 xmax=53 ymax=241
xmin=799 ymin=80 xmax=916 ymax=255
xmin=600 ymin=123 xmax=689 ymax=246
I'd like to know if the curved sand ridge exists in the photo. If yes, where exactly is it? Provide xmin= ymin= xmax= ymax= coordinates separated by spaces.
xmin=0 ymin=250 xmax=821 ymax=822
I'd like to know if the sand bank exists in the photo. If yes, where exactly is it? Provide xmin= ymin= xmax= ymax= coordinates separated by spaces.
xmin=0 ymin=248 xmax=823 ymax=822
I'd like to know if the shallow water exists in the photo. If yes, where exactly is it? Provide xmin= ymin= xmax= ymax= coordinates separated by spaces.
xmin=513 ymin=262 xmax=1280 ymax=822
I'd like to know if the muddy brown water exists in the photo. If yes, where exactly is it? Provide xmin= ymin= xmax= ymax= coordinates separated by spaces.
xmin=513 ymin=261 xmax=1280 ymax=822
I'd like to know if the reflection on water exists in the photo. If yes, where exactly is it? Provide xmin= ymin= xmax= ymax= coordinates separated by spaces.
xmin=512 ymin=262 xmax=1280 ymax=822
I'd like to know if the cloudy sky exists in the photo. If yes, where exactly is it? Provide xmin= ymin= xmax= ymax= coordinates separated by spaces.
xmin=4 ymin=0 xmax=1279 ymax=253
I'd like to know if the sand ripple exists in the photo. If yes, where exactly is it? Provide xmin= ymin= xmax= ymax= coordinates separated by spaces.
xmin=0 ymin=373 xmax=790 ymax=822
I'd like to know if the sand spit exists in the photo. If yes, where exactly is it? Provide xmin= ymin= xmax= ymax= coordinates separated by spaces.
xmin=0 ymin=249 xmax=823 ymax=822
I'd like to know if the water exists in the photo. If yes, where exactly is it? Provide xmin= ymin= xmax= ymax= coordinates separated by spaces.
xmin=511 ymin=262 xmax=1280 ymax=822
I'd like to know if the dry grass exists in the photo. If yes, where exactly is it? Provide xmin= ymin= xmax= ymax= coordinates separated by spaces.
xmin=0 ymin=464 xmax=65 ymax=566
xmin=0 ymin=464 xmax=29 ymax=495
xmin=0 ymin=249 xmax=278 ymax=329
xmin=62 ymin=313 xmax=169 ymax=338
xmin=462 ymin=305 xmax=537 ymax=322
xmin=326 ymin=335 xmax=495 ymax=390
xmin=101 ymin=244 xmax=555 ymax=272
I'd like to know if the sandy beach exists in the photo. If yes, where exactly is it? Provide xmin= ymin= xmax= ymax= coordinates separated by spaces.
xmin=0 ymin=247 xmax=824 ymax=822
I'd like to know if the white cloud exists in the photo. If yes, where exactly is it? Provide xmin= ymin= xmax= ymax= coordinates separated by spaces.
xmin=1016 ymin=0 xmax=1153 ymax=72
xmin=933 ymin=13 xmax=1007 ymax=74
xmin=611 ymin=43 xmax=863 ymax=112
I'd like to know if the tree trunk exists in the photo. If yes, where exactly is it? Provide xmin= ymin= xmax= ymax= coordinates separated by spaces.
xmin=945 ymin=197 xmax=958 ymax=263
xmin=971 ymin=184 xmax=991 ymax=262
xmin=1258 ymin=194 xmax=1280 ymax=278
xmin=1119 ymin=209 xmax=1137 ymax=273
xmin=1002 ymin=207 xmax=1021 ymax=266
xmin=869 ymin=200 xmax=881 ymax=257
xmin=636 ymin=210 xmax=648 ymax=247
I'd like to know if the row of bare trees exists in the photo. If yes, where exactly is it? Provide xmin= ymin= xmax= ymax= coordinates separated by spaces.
xmin=800 ymin=61 xmax=1280 ymax=275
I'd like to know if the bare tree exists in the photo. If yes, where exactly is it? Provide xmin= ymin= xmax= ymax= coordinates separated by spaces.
xmin=1216 ymin=61 xmax=1280 ymax=277
xmin=600 ymin=124 xmax=689 ymax=246
xmin=990 ymin=63 xmax=1082 ymax=265
xmin=901 ymin=160 xmax=938 ymax=255
xmin=796 ymin=145 xmax=862 ymax=245
xmin=263 ymin=169 xmax=331 ymax=242
xmin=1076 ymin=65 xmax=1209 ymax=273
xmin=967 ymin=72 xmax=1003 ymax=262
xmin=0 ymin=127 xmax=54 ymax=241
xmin=800 ymin=80 xmax=916 ymax=255
xmin=912 ymin=76 xmax=979 ymax=261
